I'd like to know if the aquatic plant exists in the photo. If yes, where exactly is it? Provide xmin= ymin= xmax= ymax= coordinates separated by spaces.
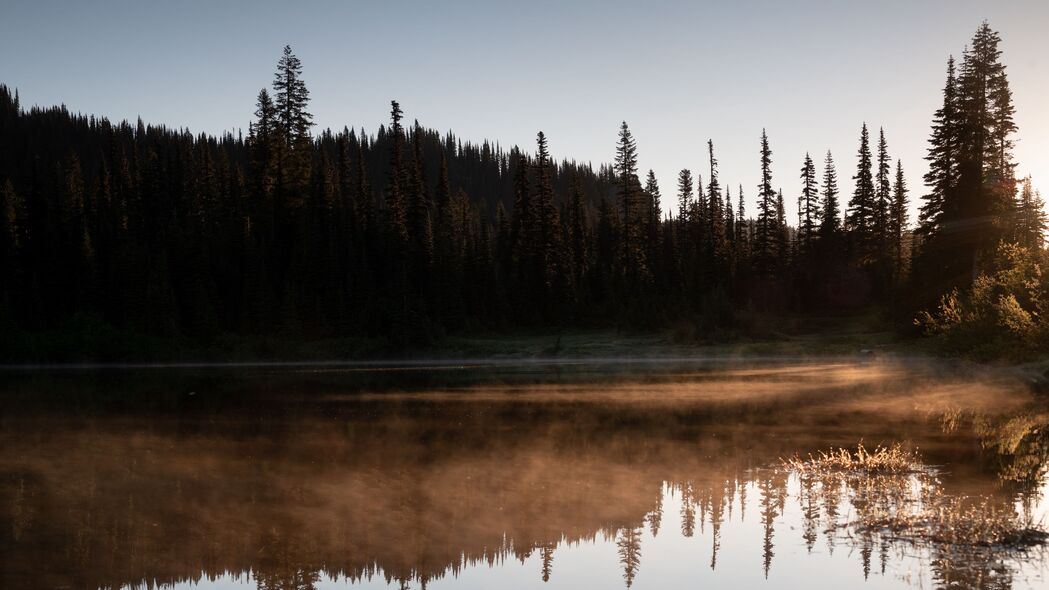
xmin=783 ymin=443 xmax=1048 ymax=551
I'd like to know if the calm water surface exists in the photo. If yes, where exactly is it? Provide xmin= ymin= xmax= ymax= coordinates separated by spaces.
xmin=2 ymin=360 xmax=1048 ymax=589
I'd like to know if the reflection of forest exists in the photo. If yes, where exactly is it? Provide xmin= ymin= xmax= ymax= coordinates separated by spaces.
xmin=0 ymin=362 xmax=1045 ymax=589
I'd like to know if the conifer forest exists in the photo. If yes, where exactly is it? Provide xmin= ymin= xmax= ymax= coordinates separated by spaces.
xmin=6 ymin=8 xmax=1049 ymax=590
xmin=2 ymin=22 xmax=1045 ymax=356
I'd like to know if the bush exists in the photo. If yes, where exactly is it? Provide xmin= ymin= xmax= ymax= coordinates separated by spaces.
xmin=915 ymin=242 xmax=1049 ymax=359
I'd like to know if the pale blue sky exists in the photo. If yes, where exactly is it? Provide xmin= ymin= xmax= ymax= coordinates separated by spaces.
xmin=2 ymin=0 xmax=1047 ymax=221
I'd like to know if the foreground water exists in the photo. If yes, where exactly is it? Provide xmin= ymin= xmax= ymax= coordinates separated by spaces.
xmin=2 ymin=359 xmax=1048 ymax=589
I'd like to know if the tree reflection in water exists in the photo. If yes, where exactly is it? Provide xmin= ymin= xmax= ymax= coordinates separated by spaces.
xmin=0 ymin=361 xmax=1048 ymax=589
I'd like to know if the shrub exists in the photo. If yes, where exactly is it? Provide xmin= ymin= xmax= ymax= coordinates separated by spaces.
xmin=915 ymin=242 xmax=1049 ymax=358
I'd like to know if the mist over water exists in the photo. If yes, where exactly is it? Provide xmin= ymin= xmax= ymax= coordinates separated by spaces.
xmin=2 ymin=360 xmax=1047 ymax=589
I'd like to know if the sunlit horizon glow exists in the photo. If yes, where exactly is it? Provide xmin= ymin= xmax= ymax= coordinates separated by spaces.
xmin=2 ymin=0 xmax=1048 ymax=224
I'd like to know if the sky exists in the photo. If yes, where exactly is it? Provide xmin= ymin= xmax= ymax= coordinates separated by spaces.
xmin=2 ymin=0 xmax=1048 ymax=222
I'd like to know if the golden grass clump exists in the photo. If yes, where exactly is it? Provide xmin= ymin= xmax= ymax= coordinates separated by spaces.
xmin=782 ymin=442 xmax=920 ymax=475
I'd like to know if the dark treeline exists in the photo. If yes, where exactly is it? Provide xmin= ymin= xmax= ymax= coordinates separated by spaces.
xmin=1 ymin=23 xmax=1045 ymax=349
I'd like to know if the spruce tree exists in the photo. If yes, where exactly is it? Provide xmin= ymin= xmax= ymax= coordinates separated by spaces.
xmin=890 ymin=160 xmax=909 ymax=277
xmin=815 ymin=150 xmax=839 ymax=238
xmin=249 ymin=89 xmax=277 ymax=202
xmin=754 ymin=129 xmax=777 ymax=275
xmin=875 ymin=128 xmax=892 ymax=248
xmin=534 ymin=132 xmax=562 ymax=296
xmin=735 ymin=184 xmax=748 ymax=255
xmin=724 ymin=185 xmax=735 ymax=252
xmin=1016 ymin=176 xmax=1047 ymax=249
xmin=385 ymin=101 xmax=409 ymax=247
xmin=271 ymin=45 xmax=313 ymax=198
xmin=706 ymin=140 xmax=727 ymax=274
xmin=798 ymin=153 xmax=819 ymax=255
xmin=645 ymin=170 xmax=661 ymax=222
xmin=615 ymin=122 xmax=646 ymax=278
xmin=916 ymin=22 xmax=1019 ymax=293
xmin=677 ymin=169 xmax=694 ymax=221
xmin=917 ymin=56 xmax=958 ymax=243
xmin=644 ymin=169 xmax=663 ymax=278
xmin=847 ymin=123 xmax=876 ymax=263
xmin=955 ymin=21 xmax=1017 ymax=258
xmin=775 ymin=188 xmax=789 ymax=271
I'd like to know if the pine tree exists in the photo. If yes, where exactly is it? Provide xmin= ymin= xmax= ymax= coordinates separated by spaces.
xmin=646 ymin=170 xmax=662 ymax=224
xmin=798 ymin=153 xmax=819 ymax=256
xmin=1016 ymin=176 xmax=1047 ymax=249
xmin=615 ymin=122 xmax=646 ymax=278
xmin=918 ymin=56 xmax=958 ymax=243
xmin=249 ymin=89 xmax=277 ymax=202
xmin=644 ymin=169 xmax=663 ymax=280
xmin=754 ymin=129 xmax=777 ymax=275
xmin=677 ymin=169 xmax=694 ymax=222
xmin=735 ymin=184 xmax=748 ymax=256
xmin=956 ymin=21 xmax=1018 ymax=258
xmin=724 ymin=184 xmax=735 ymax=252
xmin=271 ymin=45 xmax=313 ymax=198
xmin=890 ymin=160 xmax=909 ymax=277
xmin=875 ymin=128 xmax=892 ymax=249
xmin=916 ymin=22 xmax=1019 ymax=293
xmin=385 ymin=101 xmax=408 ymax=246
xmin=847 ymin=123 xmax=876 ymax=263
xmin=534 ymin=132 xmax=562 ymax=296
xmin=818 ymin=151 xmax=840 ymax=240
xmin=704 ymin=140 xmax=727 ymax=278
xmin=775 ymin=188 xmax=789 ymax=271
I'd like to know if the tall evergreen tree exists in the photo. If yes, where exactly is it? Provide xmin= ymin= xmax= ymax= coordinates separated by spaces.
xmin=724 ymin=185 xmax=735 ymax=252
xmin=706 ymin=139 xmax=727 ymax=274
xmin=735 ymin=184 xmax=748 ymax=256
xmin=915 ymin=22 xmax=1019 ymax=294
xmin=847 ymin=123 xmax=876 ymax=263
xmin=1015 ymin=176 xmax=1047 ymax=250
xmin=890 ymin=160 xmax=909 ymax=277
xmin=917 ymin=56 xmax=958 ymax=243
xmin=775 ymin=188 xmax=789 ymax=271
xmin=272 ymin=45 xmax=313 ymax=198
xmin=875 ymin=128 xmax=892 ymax=249
xmin=534 ymin=132 xmax=562 ymax=297
xmin=615 ymin=122 xmax=646 ymax=278
xmin=677 ymin=169 xmax=694 ymax=222
xmin=249 ymin=89 xmax=277 ymax=203
xmin=798 ymin=153 xmax=819 ymax=255
xmin=754 ymin=129 xmax=777 ymax=275
xmin=645 ymin=169 xmax=662 ymax=236
xmin=385 ymin=101 xmax=408 ymax=247
xmin=644 ymin=169 xmax=663 ymax=278
xmin=814 ymin=152 xmax=839 ymax=240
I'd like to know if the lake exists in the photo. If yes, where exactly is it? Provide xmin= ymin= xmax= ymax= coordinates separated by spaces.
xmin=2 ymin=359 xmax=1047 ymax=589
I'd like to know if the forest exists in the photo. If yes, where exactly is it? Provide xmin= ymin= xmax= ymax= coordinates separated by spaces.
xmin=0 ymin=22 xmax=1046 ymax=357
